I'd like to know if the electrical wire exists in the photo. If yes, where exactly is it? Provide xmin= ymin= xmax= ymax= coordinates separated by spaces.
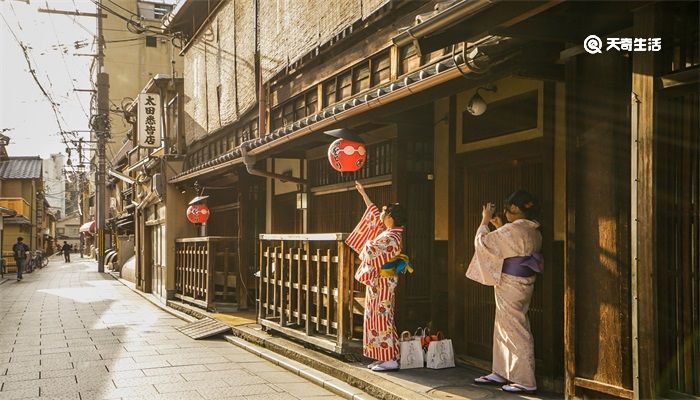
xmin=4 ymin=3 xmax=86 ymax=170
xmin=1 ymin=14 xmax=70 ymax=147
xmin=47 ymin=10 xmax=90 ymax=119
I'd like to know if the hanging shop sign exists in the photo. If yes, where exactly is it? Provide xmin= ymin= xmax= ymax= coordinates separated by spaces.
xmin=186 ymin=203 xmax=210 ymax=224
xmin=138 ymin=93 xmax=161 ymax=148
xmin=327 ymin=138 xmax=367 ymax=172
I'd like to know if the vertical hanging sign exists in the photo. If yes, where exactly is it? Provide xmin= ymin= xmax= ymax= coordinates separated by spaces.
xmin=138 ymin=93 xmax=161 ymax=148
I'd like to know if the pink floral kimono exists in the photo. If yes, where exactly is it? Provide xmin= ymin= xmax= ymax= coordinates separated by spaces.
xmin=466 ymin=219 xmax=543 ymax=388
xmin=346 ymin=204 xmax=402 ymax=361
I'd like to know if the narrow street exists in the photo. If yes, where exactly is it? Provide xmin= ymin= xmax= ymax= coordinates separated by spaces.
xmin=0 ymin=258 xmax=344 ymax=400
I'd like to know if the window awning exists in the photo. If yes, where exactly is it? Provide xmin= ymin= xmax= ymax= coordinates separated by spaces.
xmin=79 ymin=221 xmax=96 ymax=234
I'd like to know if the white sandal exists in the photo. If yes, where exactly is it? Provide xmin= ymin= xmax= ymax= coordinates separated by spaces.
xmin=501 ymin=384 xmax=537 ymax=394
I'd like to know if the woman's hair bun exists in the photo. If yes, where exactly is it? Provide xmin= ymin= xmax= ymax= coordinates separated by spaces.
xmin=505 ymin=190 xmax=540 ymax=220
xmin=386 ymin=203 xmax=406 ymax=227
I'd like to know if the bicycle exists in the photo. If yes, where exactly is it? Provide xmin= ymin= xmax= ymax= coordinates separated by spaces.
xmin=26 ymin=250 xmax=49 ymax=272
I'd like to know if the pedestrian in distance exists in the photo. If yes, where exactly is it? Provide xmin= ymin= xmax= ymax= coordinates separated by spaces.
xmin=467 ymin=190 xmax=543 ymax=395
xmin=61 ymin=241 xmax=71 ymax=263
xmin=12 ymin=236 xmax=29 ymax=281
xmin=346 ymin=180 xmax=407 ymax=372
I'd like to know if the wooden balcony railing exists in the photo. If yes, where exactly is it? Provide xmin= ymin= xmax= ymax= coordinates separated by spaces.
xmin=258 ymin=233 xmax=361 ymax=354
xmin=0 ymin=198 xmax=31 ymax=218
xmin=174 ymin=236 xmax=240 ymax=310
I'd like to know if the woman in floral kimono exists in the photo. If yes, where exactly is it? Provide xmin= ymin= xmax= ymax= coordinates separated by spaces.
xmin=346 ymin=181 xmax=406 ymax=372
xmin=466 ymin=190 xmax=543 ymax=395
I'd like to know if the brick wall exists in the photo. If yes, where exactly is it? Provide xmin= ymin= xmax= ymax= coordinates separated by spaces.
xmin=258 ymin=0 xmax=394 ymax=83
xmin=183 ymin=0 xmax=257 ymax=145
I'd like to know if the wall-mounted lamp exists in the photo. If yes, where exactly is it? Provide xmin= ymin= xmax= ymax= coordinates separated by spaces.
xmin=296 ymin=192 xmax=308 ymax=210
xmin=467 ymin=85 xmax=497 ymax=116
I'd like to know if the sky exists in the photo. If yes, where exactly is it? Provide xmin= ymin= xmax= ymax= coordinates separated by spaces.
xmin=1 ymin=0 xmax=98 ymax=163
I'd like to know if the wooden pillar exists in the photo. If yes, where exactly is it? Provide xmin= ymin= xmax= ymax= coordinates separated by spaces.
xmin=447 ymin=95 xmax=464 ymax=345
xmin=631 ymin=4 xmax=660 ymax=399
xmin=563 ymin=57 xmax=578 ymax=399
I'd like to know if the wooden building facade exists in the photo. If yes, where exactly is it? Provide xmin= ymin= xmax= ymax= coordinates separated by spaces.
xmin=163 ymin=1 xmax=699 ymax=397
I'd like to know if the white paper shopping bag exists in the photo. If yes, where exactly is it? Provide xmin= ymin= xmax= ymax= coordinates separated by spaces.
xmin=425 ymin=332 xmax=455 ymax=369
xmin=399 ymin=331 xmax=424 ymax=369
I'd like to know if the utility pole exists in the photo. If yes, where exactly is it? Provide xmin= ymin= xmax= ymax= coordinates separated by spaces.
xmin=39 ymin=1 xmax=108 ymax=271
xmin=94 ymin=0 xmax=109 ymax=273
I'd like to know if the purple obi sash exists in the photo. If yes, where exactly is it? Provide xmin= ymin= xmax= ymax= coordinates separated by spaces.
xmin=502 ymin=253 xmax=544 ymax=277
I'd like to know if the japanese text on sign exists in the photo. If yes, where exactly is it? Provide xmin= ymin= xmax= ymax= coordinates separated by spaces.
xmin=138 ymin=93 xmax=161 ymax=148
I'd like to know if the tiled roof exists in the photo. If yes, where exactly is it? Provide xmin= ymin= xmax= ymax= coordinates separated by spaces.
xmin=0 ymin=157 xmax=43 ymax=180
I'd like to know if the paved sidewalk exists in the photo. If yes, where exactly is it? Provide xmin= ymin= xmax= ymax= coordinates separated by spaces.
xmin=0 ymin=257 xmax=346 ymax=400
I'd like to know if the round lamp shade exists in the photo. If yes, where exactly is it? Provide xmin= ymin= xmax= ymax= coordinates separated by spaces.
xmin=186 ymin=204 xmax=210 ymax=224
xmin=327 ymin=138 xmax=366 ymax=172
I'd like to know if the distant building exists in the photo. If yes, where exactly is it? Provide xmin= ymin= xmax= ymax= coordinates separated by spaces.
xmin=96 ymin=0 xmax=181 ymax=160
xmin=56 ymin=213 xmax=81 ymax=253
xmin=0 ymin=155 xmax=45 ymax=268
xmin=43 ymin=153 xmax=66 ymax=219
xmin=64 ymin=174 xmax=82 ymax=217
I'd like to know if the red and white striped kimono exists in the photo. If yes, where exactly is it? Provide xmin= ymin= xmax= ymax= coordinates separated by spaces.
xmin=346 ymin=204 xmax=403 ymax=361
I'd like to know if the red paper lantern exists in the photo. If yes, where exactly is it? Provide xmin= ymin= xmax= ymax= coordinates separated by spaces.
xmin=327 ymin=138 xmax=367 ymax=172
xmin=186 ymin=204 xmax=210 ymax=224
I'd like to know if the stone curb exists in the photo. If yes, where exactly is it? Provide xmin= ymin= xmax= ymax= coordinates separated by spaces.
xmin=223 ymin=335 xmax=377 ymax=400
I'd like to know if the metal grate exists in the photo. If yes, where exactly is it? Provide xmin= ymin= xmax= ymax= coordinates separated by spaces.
xmin=176 ymin=317 xmax=231 ymax=340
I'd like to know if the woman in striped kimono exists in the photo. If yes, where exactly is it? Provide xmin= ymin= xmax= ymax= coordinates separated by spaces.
xmin=466 ymin=190 xmax=543 ymax=395
xmin=346 ymin=181 xmax=406 ymax=372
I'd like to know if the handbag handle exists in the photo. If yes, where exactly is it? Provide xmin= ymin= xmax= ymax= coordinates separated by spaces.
xmin=414 ymin=327 xmax=426 ymax=337
xmin=435 ymin=331 xmax=445 ymax=341
xmin=400 ymin=331 xmax=412 ymax=341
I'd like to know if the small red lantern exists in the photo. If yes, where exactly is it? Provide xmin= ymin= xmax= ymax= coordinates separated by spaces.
xmin=186 ymin=204 xmax=210 ymax=224
xmin=327 ymin=138 xmax=367 ymax=172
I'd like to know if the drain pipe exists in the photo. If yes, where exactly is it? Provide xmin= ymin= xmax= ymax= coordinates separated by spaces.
xmin=241 ymin=144 xmax=307 ymax=186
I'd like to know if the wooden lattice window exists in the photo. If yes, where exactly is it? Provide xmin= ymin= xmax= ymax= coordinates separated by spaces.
xmin=250 ymin=119 xmax=258 ymax=139
xmin=323 ymin=79 xmax=336 ymax=107
xmin=352 ymin=62 xmax=370 ymax=94
xmin=271 ymin=108 xmax=283 ymax=130
xmin=305 ymin=90 xmax=318 ymax=116
xmin=399 ymin=44 xmax=420 ymax=75
xmin=294 ymin=97 xmax=305 ymax=121
xmin=371 ymin=51 xmax=391 ymax=86
xmin=282 ymin=102 xmax=294 ymax=126
xmin=337 ymin=72 xmax=352 ymax=101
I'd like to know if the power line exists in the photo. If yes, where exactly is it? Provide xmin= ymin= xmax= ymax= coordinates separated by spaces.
xmin=3 ymin=4 xmax=86 ymax=170
xmin=47 ymin=10 xmax=90 ymax=119
xmin=1 ymin=13 xmax=66 ymax=135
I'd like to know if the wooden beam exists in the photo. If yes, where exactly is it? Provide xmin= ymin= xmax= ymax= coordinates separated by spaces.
xmin=574 ymin=377 xmax=635 ymax=399
xmin=563 ymin=55 xmax=578 ymax=400
xmin=447 ymin=94 xmax=464 ymax=350
xmin=631 ymin=4 xmax=660 ymax=399
xmin=417 ymin=1 xmax=563 ymax=54
xmin=658 ymin=66 xmax=699 ymax=89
